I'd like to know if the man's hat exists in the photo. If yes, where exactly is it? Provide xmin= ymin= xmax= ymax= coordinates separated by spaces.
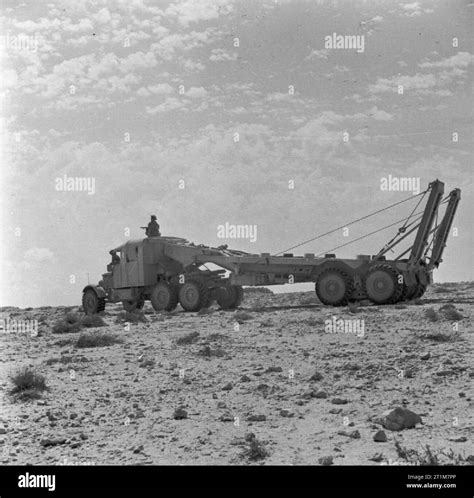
xmin=151 ymin=215 xmax=157 ymax=220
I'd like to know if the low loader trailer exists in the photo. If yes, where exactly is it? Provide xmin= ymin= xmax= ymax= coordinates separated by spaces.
xmin=82 ymin=180 xmax=460 ymax=314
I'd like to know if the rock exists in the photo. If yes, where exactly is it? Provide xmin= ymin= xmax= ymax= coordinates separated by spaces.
xmin=40 ymin=438 xmax=67 ymax=447
xmin=329 ymin=408 xmax=342 ymax=414
xmin=448 ymin=436 xmax=467 ymax=443
xmin=217 ymin=401 xmax=227 ymax=409
xmin=420 ymin=352 xmax=430 ymax=360
xmin=279 ymin=409 xmax=294 ymax=418
xmin=369 ymin=453 xmax=384 ymax=462
xmin=245 ymin=432 xmax=256 ymax=442
xmin=0 ymin=428 xmax=6 ymax=435
xmin=331 ymin=398 xmax=348 ymax=405
xmin=133 ymin=445 xmax=144 ymax=454
xmin=310 ymin=371 xmax=323 ymax=381
xmin=382 ymin=407 xmax=422 ymax=431
xmin=349 ymin=430 xmax=360 ymax=439
xmin=314 ymin=391 xmax=328 ymax=399
xmin=302 ymin=389 xmax=315 ymax=399
xmin=240 ymin=375 xmax=251 ymax=382
xmin=458 ymin=392 xmax=465 ymax=398
xmin=318 ymin=456 xmax=333 ymax=466
xmin=173 ymin=407 xmax=188 ymax=420
xmin=337 ymin=430 xmax=360 ymax=439
xmin=373 ymin=430 xmax=387 ymax=442
xmin=222 ymin=382 xmax=233 ymax=391
xmin=69 ymin=413 xmax=78 ymax=420
xmin=219 ymin=412 xmax=234 ymax=422
xmin=266 ymin=366 xmax=283 ymax=373
xmin=246 ymin=414 xmax=266 ymax=422
xmin=435 ymin=370 xmax=452 ymax=377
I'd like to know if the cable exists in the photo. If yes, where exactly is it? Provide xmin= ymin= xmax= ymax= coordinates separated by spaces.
xmin=274 ymin=188 xmax=428 ymax=255
xmin=314 ymin=211 xmax=425 ymax=257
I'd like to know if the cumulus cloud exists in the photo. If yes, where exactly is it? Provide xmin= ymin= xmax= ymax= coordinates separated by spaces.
xmin=209 ymin=48 xmax=238 ymax=61
xmin=305 ymin=49 xmax=329 ymax=60
xmin=166 ymin=0 xmax=234 ymax=27
xmin=419 ymin=52 xmax=474 ymax=69
xmin=146 ymin=97 xmax=189 ymax=114
xmin=186 ymin=86 xmax=208 ymax=98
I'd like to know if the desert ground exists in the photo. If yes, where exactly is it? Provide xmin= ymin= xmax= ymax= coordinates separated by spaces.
xmin=0 ymin=283 xmax=473 ymax=466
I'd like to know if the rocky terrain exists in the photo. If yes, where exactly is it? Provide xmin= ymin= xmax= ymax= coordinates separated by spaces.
xmin=0 ymin=283 xmax=473 ymax=466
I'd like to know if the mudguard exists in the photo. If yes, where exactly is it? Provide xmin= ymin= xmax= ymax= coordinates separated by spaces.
xmin=82 ymin=285 xmax=106 ymax=299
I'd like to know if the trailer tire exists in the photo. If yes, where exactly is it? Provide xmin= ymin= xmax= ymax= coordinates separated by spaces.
xmin=216 ymin=285 xmax=243 ymax=310
xmin=179 ymin=279 xmax=209 ymax=312
xmin=400 ymin=282 xmax=418 ymax=301
xmin=413 ymin=282 xmax=427 ymax=299
xmin=364 ymin=264 xmax=403 ymax=305
xmin=82 ymin=289 xmax=106 ymax=315
xmin=151 ymin=282 xmax=179 ymax=311
xmin=315 ymin=268 xmax=353 ymax=306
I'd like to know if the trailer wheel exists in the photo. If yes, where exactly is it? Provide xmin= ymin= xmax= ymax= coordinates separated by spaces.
xmin=315 ymin=268 xmax=353 ymax=306
xmin=400 ymin=283 xmax=418 ymax=301
xmin=150 ymin=282 xmax=179 ymax=311
xmin=179 ymin=279 xmax=209 ymax=312
xmin=82 ymin=289 xmax=106 ymax=315
xmin=216 ymin=285 xmax=243 ymax=310
xmin=364 ymin=265 xmax=403 ymax=305
xmin=413 ymin=282 xmax=427 ymax=299
xmin=122 ymin=296 xmax=145 ymax=312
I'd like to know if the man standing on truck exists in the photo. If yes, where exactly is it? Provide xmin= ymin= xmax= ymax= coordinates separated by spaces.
xmin=143 ymin=215 xmax=161 ymax=237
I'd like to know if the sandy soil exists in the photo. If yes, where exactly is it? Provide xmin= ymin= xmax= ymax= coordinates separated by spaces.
xmin=1 ymin=283 xmax=473 ymax=466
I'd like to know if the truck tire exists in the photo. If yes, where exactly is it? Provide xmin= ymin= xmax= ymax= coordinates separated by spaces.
xmin=82 ymin=289 xmax=106 ymax=315
xmin=150 ymin=282 xmax=179 ymax=311
xmin=315 ymin=268 xmax=353 ymax=306
xmin=216 ymin=285 xmax=243 ymax=310
xmin=179 ymin=279 xmax=209 ymax=312
xmin=364 ymin=264 xmax=403 ymax=304
xmin=122 ymin=296 xmax=145 ymax=312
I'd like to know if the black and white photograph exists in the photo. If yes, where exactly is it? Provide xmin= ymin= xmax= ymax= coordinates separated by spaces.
xmin=0 ymin=0 xmax=473 ymax=492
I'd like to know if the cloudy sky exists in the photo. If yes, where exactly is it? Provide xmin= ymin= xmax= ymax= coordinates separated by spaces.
xmin=1 ymin=0 xmax=472 ymax=307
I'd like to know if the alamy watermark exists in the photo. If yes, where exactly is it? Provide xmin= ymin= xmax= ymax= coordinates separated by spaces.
xmin=380 ymin=175 xmax=421 ymax=195
xmin=325 ymin=32 xmax=365 ymax=53
xmin=324 ymin=316 xmax=365 ymax=337
xmin=55 ymin=175 xmax=96 ymax=195
xmin=217 ymin=222 xmax=257 ymax=243
xmin=0 ymin=317 xmax=38 ymax=337
xmin=0 ymin=32 xmax=42 ymax=52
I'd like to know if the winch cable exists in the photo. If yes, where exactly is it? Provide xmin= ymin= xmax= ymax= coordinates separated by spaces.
xmin=378 ymin=189 xmax=428 ymax=253
xmin=274 ymin=188 xmax=429 ymax=256
xmin=376 ymin=190 xmax=450 ymax=258
xmin=319 ymin=193 xmax=451 ymax=260
xmin=314 ymin=211 xmax=426 ymax=257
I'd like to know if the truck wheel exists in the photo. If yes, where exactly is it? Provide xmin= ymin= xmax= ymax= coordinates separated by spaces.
xmin=364 ymin=264 xmax=403 ymax=304
xmin=122 ymin=296 xmax=145 ymax=312
xmin=216 ymin=285 xmax=243 ymax=310
xmin=179 ymin=279 xmax=209 ymax=312
xmin=315 ymin=268 xmax=353 ymax=306
xmin=151 ymin=282 xmax=179 ymax=311
xmin=82 ymin=289 xmax=106 ymax=315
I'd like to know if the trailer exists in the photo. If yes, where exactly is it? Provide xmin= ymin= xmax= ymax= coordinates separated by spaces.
xmin=82 ymin=179 xmax=460 ymax=314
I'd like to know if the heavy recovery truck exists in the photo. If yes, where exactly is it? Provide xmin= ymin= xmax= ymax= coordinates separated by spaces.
xmin=82 ymin=180 xmax=460 ymax=314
